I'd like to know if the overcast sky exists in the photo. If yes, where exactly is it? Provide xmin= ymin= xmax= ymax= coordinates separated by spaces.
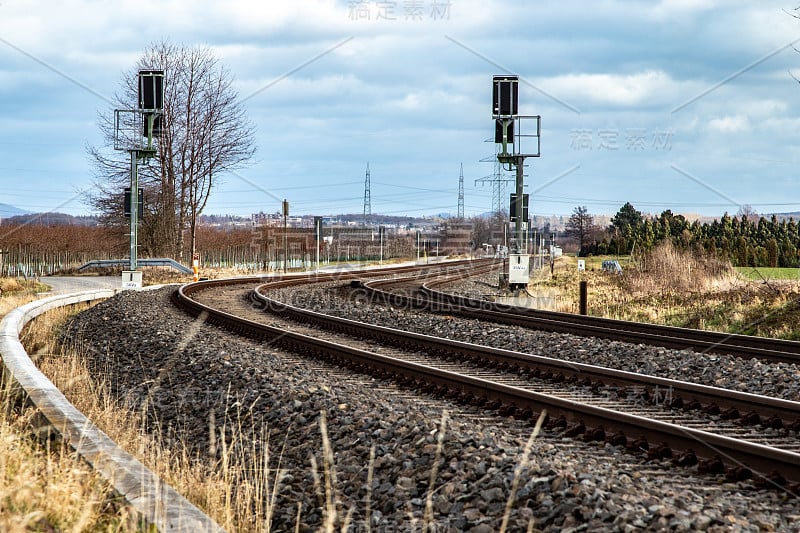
xmin=2 ymin=0 xmax=800 ymax=220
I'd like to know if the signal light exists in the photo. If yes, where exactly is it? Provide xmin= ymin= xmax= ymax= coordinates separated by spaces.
xmin=495 ymin=119 xmax=514 ymax=144
xmin=492 ymin=75 xmax=518 ymax=117
xmin=124 ymin=187 xmax=144 ymax=218
xmin=138 ymin=70 xmax=164 ymax=111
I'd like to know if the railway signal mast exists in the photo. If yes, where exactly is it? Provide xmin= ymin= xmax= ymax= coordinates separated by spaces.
xmin=492 ymin=75 xmax=540 ymax=292
xmin=114 ymin=70 xmax=164 ymax=288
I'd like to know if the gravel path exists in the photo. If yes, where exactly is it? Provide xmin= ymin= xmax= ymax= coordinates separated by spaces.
xmin=59 ymin=282 xmax=800 ymax=532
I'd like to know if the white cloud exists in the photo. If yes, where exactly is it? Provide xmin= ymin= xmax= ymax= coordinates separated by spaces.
xmin=715 ymin=6 xmax=799 ymax=52
xmin=651 ymin=0 xmax=719 ymax=16
xmin=746 ymin=99 xmax=788 ymax=119
xmin=539 ymin=70 xmax=679 ymax=107
xmin=707 ymin=115 xmax=750 ymax=133
xmin=687 ymin=98 xmax=789 ymax=135
xmin=239 ymin=73 xmax=363 ymax=101
xmin=2 ymin=1 xmax=800 ymax=217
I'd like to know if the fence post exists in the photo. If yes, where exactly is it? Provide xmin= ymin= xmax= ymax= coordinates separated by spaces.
xmin=579 ymin=280 xmax=588 ymax=315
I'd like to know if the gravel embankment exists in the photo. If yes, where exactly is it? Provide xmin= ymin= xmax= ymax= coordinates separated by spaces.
xmin=60 ymin=283 xmax=800 ymax=532
xmin=276 ymin=276 xmax=800 ymax=402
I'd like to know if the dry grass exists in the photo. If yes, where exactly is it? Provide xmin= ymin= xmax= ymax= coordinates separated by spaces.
xmin=0 ymin=395 xmax=135 ymax=532
xmin=22 ymin=305 xmax=288 ymax=532
xmin=532 ymin=242 xmax=800 ymax=339
xmin=1 ymin=274 xmax=385 ymax=531
xmin=0 ymin=278 xmax=24 ymax=293
xmin=1 ymin=295 xmax=136 ymax=531
xmin=0 ymin=279 xmax=49 ymax=317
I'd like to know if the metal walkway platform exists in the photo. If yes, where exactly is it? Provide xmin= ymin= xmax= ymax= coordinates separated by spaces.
xmin=77 ymin=258 xmax=193 ymax=274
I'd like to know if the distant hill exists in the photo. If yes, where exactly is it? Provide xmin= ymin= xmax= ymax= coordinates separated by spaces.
xmin=0 ymin=203 xmax=30 ymax=218
xmin=770 ymin=211 xmax=800 ymax=221
xmin=1 ymin=212 xmax=99 ymax=226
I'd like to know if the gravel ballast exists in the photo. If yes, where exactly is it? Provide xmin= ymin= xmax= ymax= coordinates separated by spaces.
xmin=59 ymin=283 xmax=800 ymax=532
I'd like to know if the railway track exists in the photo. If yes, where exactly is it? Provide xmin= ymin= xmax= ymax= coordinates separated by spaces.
xmin=356 ymin=274 xmax=800 ymax=365
xmin=173 ymin=267 xmax=800 ymax=491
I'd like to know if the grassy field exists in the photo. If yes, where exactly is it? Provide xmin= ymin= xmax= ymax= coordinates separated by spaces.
xmin=536 ymin=245 xmax=800 ymax=340
xmin=736 ymin=266 xmax=800 ymax=281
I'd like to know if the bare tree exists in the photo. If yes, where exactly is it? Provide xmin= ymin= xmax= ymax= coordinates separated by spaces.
xmin=736 ymin=204 xmax=759 ymax=223
xmin=87 ymin=41 xmax=256 ymax=259
xmin=468 ymin=215 xmax=491 ymax=251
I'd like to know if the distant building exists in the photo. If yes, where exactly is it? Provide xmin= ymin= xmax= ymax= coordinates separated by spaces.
xmin=440 ymin=222 xmax=473 ymax=255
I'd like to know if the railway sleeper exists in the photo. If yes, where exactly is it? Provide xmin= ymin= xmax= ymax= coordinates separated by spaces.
xmin=720 ymin=406 xmax=740 ymax=420
xmin=497 ymin=404 xmax=517 ymax=417
xmin=739 ymin=410 xmax=762 ymax=426
xmin=684 ymin=399 xmax=703 ymax=411
xmin=632 ymin=391 xmax=794 ymax=435
xmin=181 ymin=283 xmax=800 ymax=495
xmin=582 ymin=426 xmax=606 ymax=442
xmin=485 ymin=399 xmax=503 ymax=411
xmin=563 ymin=421 xmax=585 ymax=438
xmin=627 ymin=436 xmax=649 ymax=453
xmin=444 ymin=388 xmax=462 ymax=400
xmin=607 ymin=431 xmax=627 ymax=447
xmin=646 ymin=442 xmax=673 ymax=460
xmin=546 ymin=415 xmax=800 ymax=494
xmin=514 ymin=407 xmax=535 ymax=421
xmin=674 ymin=449 xmax=698 ymax=467
xmin=547 ymin=414 xmax=568 ymax=430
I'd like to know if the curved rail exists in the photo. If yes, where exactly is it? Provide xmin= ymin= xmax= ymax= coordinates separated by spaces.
xmin=181 ymin=258 xmax=498 ymax=295
xmin=253 ymin=287 xmax=800 ymax=424
xmin=174 ymin=277 xmax=800 ymax=487
xmin=353 ymin=274 xmax=800 ymax=364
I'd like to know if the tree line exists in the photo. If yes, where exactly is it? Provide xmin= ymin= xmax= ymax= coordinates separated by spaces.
xmin=566 ymin=202 xmax=800 ymax=268
xmin=0 ymin=223 xmax=415 ymax=276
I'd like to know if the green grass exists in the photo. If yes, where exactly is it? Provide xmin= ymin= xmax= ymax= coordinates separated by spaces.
xmin=735 ymin=266 xmax=800 ymax=281
xmin=569 ymin=254 xmax=633 ymax=271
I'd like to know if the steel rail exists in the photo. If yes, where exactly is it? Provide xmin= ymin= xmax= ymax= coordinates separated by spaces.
xmin=427 ymin=281 xmax=800 ymax=362
xmin=352 ymin=274 xmax=800 ymax=364
xmin=181 ymin=258 xmax=498 ymax=294
xmin=251 ymin=287 xmax=800 ymax=425
xmin=174 ymin=279 xmax=800 ymax=486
